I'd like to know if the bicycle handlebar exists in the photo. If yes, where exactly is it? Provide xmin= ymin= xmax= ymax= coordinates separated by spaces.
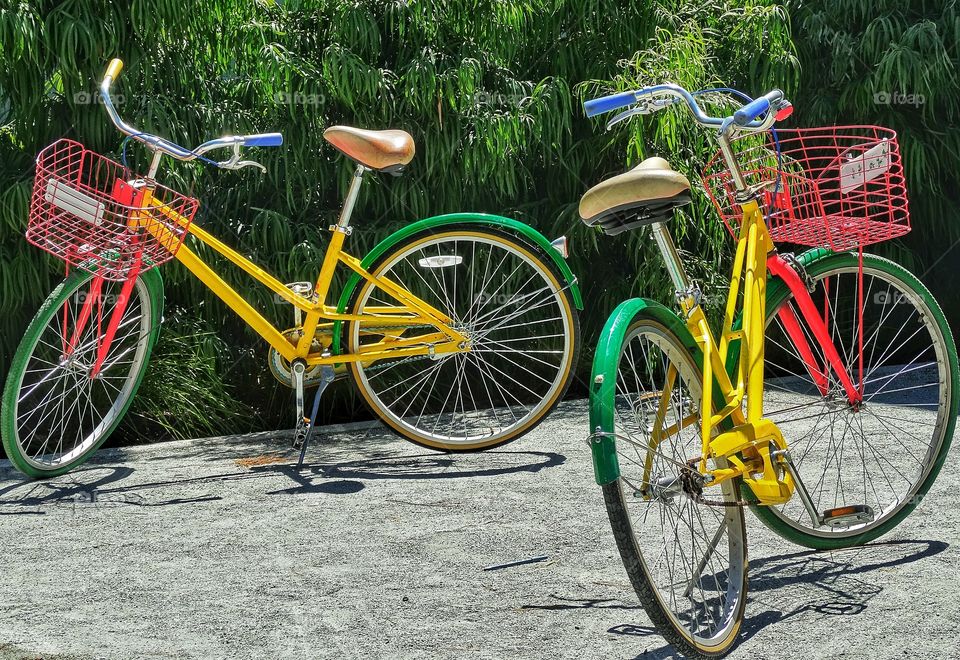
xmin=583 ymin=83 xmax=787 ymax=133
xmin=583 ymin=91 xmax=639 ymax=118
xmin=99 ymin=58 xmax=283 ymax=168
xmin=733 ymin=90 xmax=782 ymax=126
xmin=244 ymin=133 xmax=284 ymax=147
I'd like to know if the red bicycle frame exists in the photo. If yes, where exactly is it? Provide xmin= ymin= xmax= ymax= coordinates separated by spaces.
xmin=767 ymin=254 xmax=862 ymax=405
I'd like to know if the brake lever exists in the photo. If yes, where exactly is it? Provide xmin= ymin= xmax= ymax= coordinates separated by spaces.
xmin=232 ymin=160 xmax=267 ymax=173
xmin=217 ymin=143 xmax=267 ymax=173
xmin=605 ymin=105 xmax=647 ymax=130
xmin=605 ymin=97 xmax=680 ymax=131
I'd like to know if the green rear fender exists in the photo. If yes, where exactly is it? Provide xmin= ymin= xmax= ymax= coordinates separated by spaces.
xmin=331 ymin=212 xmax=583 ymax=354
xmin=589 ymin=298 xmax=697 ymax=485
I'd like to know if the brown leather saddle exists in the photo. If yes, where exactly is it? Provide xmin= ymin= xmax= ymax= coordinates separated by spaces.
xmin=323 ymin=125 xmax=416 ymax=173
xmin=579 ymin=157 xmax=692 ymax=235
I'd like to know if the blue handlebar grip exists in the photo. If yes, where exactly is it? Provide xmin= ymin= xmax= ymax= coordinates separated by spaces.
xmin=583 ymin=91 xmax=638 ymax=118
xmin=244 ymin=132 xmax=284 ymax=147
xmin=733 ymin=97 xmax=771 ymax=126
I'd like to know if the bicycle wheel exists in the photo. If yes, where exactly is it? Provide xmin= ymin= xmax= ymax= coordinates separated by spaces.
xmin=755 ymin=252 xmax=958 ymax=549
xmin=1 ymin=269 xmax=163 ymax=478
xmin=599 ymin=313 xmax=747 ymax=658
xmin=346 ymin=225 xmax=580 ymax=450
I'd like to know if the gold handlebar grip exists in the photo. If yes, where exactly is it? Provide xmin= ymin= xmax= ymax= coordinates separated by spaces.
xmin=104 ymin=58 xmax=124 ymax=82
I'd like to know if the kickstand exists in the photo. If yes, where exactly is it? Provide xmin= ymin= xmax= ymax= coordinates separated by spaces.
xmin=295 ymin=365 xmax=336 ymax=470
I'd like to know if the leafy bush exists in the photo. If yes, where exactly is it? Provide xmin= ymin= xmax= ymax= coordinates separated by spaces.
xmin=0 ymin=0 xmax=791 ymax=439
xmin=119 ymin=316 xmax=253 ymax=442
xmin=789 ymin=0 xmax=960 ymax=322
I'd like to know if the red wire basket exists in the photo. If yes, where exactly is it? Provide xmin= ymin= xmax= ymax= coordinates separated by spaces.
xmin=702 ymin=126 xmax=910 ymax=251
xmin=27 ymin=139 xmax=199 ymax=281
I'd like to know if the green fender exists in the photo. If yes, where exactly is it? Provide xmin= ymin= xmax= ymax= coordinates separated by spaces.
xmin=588 ymin=297 xmax=700 ymax=485
xmin=331 ymin=212 xmax=583 ymax=355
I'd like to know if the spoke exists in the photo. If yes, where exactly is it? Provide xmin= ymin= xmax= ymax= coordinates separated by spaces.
xmin=471 ymin=287 xmax=561 ymax=337
xmin=411 ymin=359 xmax=450 ymax=429
xmin=466 ymin=352 xmax=522 ymax=421
xmin=478 ymin=316 xmax=563 ymax=335
xmin=862 ymin=360 xmax=936 ymax=386
xmin=469 ymin=277 xmax=546 ymax=329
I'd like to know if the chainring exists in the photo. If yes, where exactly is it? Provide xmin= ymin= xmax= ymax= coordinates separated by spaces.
xmin=267 ymin=328 xmax=332 ymax=388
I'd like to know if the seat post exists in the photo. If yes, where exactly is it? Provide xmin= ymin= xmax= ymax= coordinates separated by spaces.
xmin=311 ymin=163 xmax=367 ymax=306
xmin=337 ymin=164 xmax=368 ymax=230
xmin=650 ymin=222 xmax=690 ymax=294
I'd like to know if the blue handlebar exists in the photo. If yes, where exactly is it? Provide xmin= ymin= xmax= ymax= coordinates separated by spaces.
xmin=584 ymin=91 xmax=638 ymax=117
xmin=584 ymin=83 xmax=786 ymax=133
xmin=733 ymin=97 xmax=771 ymax=126
xmin=244 ymin=132 xmax=284 ymax=147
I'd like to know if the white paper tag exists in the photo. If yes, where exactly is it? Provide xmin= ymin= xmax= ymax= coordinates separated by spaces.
xmin=840 ymin=139 xmax=891 ymax=194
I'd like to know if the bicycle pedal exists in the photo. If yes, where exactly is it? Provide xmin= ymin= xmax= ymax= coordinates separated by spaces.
xmin=292 ymin=417 xmax=310 ymax=449
xmin=821 ymin=504 xmax=875 ymax=529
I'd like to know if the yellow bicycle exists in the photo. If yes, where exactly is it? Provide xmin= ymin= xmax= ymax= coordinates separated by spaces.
xmin=1 ymin=60 xmax=582 ymax=478
xmin=582 ymin=84 xmax=957 ymax=656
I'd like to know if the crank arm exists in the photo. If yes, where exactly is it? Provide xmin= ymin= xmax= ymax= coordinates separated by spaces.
xmin=771 ymin=448 xmax=822 ymax=527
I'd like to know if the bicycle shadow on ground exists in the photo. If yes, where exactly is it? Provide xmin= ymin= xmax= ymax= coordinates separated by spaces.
xmin=600 ymin=539 xmax=947 ymax=659
xmin=0 ymin=447 xmax=566 ymax=511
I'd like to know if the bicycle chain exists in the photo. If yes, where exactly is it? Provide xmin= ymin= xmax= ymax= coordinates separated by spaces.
xmin=588 ymin=432 xmax=751 ymax=508
xmin=360 ymin=351 xmax=434 ymax=374
xmin=682 ymin=459 xmax=751 ymax=508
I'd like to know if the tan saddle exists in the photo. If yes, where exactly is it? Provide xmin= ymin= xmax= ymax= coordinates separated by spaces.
xmin=323 ymin=125 xmax=416 ymax=172
xmin=579 ymin=157 xmax=691 ymax=235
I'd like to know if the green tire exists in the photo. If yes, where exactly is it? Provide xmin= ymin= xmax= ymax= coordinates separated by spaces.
xmin=746 ymin=252 xmax=959 ymax=549
xmin=2 ymin=269 xmax=164 ymax=479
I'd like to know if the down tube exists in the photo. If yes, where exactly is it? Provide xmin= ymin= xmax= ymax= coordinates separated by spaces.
xmin=766 ymin=254 xmax=860 ymax=404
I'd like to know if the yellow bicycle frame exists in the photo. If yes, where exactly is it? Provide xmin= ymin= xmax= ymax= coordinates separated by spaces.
xmin=643 ymin=198 xmax=794 ymax=505
xmin=137 ymin=188 xmax=467 ymax=367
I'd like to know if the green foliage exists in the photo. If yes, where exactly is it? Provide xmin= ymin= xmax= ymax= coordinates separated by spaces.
xmin=119 ymin=317 xmax=253 ymax=442
xmin=8 ymin=0 xmax=946 ymax=438
xmin=578 ymin=1 xmax=797 ymax=327
xmin=0 ymin=0 xmax=960 ymax=444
